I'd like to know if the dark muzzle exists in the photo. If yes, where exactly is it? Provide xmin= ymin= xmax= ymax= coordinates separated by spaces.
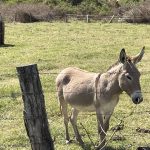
xmin=132 ymin=96 xmax=143 ymax=104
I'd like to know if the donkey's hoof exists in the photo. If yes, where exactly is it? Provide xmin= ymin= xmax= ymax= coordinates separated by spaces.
xmin=66 ymin=140 xmax=72 ymax=144
xmin=78 ymin=140 xmax=85 ymax=148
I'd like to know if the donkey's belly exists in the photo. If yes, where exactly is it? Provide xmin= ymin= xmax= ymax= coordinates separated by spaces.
xmin=64 ymin=91 xmax=94 ymax=107
xmin=63 ymin=81 xmax=95 ymax=111
xmin=72 ymin=104 xmax=96 ymax=112
xmin=64 ymin=90 xmax=96 ymax=112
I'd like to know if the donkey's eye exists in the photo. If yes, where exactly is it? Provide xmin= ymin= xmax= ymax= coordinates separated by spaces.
xmin=126 ymin=75 xmax=132 ymax=80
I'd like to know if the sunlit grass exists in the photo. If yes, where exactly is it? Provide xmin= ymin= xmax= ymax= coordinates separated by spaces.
xmin=0 ymin=22 xmax=150 ymax=150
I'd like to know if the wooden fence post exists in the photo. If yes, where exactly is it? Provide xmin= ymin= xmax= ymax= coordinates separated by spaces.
xmin=86 ymin=15 xmax=90 ymax=23
xmin=16 ymin=64 xmax=54 ymax=150
xmin=0 ymin=15 xmax=4 ymax=45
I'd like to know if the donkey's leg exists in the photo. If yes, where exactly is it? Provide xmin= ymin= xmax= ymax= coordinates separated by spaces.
xmin=104 ymin=114 xmax=111 ymax=132
xmin=95 ymin=108 xmax=106 ymax=150
xmin=61 ymin=101 xmax=71 ymax=144
xmin=70 ymin=108 xmax=84 ymax=147
xmin=57 ymin=86 xmax=71 ymax=144
xmin=58 ymin=93 xmax=71 ymax=144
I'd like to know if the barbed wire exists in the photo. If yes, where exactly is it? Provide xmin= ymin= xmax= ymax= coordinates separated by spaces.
xmin=0 ymin=91 xmax=150 ymax=105
xmin=0 ymin=69 xmax=150 ymax=78
xmin=0 ymin=109 xmax=150 ymax=120
xmin=0 ymin=70 xmax=149 ymax=149
xmin=1 ymin=95 xmax=149 ymax=146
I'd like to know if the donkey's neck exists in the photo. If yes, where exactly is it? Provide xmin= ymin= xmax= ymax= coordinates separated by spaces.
xmin=99 ymin=63 xmax=123 ymax=98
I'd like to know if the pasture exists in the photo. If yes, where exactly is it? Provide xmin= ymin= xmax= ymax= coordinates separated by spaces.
xmin=0 ymin=22 xmax=150 ymax=150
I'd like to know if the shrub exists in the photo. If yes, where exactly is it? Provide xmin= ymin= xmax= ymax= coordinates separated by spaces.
xmin=122 ymin=0 xmax=150 ymax=23
xmin=0 ymin=3 xmax=53 ymax=22
xmin=14 ymin=10 xmax=37 ymax=23
xmin=0 ymin=0 xmax=149 ymax=23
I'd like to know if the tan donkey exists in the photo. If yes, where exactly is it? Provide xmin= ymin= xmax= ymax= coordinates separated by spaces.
xmin=56 ymin=47 xmax=145 ymax=150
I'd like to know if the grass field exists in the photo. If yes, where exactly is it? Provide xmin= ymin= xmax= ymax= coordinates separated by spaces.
xmin=0 ymin=21 xmax=150 ymax=150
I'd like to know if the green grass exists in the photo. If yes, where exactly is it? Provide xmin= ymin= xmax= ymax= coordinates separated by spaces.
xmin=0 ymin=21 xmax=150 ymax=150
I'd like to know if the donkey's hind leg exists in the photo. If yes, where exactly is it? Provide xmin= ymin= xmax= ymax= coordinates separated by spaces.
xmin=62 ymin=102 xmax=71 ymax=144
xmin=70 ymin=108 xmax=84 ymax=147
xmin=59 ymin=96 xmax=71 ymax=144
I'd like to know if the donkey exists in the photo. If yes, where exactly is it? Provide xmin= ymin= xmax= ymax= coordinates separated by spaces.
xmin=56 ymin=47 xmax=145 ymax=150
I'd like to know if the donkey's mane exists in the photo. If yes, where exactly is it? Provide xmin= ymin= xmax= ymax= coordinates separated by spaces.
xmin=107 ymin=56 xmax=132 ymax=71
xmin=107 ymin=61 xmax=120 ymax=71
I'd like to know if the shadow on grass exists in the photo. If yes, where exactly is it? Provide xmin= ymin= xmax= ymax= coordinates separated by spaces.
xmin=83 ymin=143 xmax=93 ymax=150
xmin=0 ymin=44 xmax=15 ymax=47
xmin=105 ymin=146 xmax=126 ymax=150
xmin=83 ymin=143 xmax=126 ymax=150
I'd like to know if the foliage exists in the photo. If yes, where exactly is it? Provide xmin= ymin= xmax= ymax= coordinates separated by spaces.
xmin=122 ymin=0 xmax=150 ymax=23
xmin=2 ymin=0 xmax=143 ymax=12
xmin=1 ymin=0 xmax=148 ymax=24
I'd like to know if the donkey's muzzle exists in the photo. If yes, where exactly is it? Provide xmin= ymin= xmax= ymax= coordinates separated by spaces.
xmin=131 ymin=91 xmax=143 ymax=104
xmin=132 ymin=96 xmax=143 ymax=104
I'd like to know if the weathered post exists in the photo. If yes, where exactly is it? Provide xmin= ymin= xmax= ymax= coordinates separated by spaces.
xmin=86 ymin=15 xmax=90 ymax=23
xmin=0 ymin=15 xmax=4 ymax=45
xmin=16 ymin=64 xmax=54 ymax=150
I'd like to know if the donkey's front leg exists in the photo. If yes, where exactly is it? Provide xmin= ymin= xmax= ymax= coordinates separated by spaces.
xmin=104 ymin=113 xmax=112 ymax=133
xmin=95 ymin=108 xmax=106 ymax=150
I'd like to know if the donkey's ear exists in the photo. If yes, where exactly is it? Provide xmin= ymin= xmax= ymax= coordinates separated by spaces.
xmin=119 ymin=48 xmax=127 ymax=64
xmin=132 ymin=46 xmax=145 ymax=64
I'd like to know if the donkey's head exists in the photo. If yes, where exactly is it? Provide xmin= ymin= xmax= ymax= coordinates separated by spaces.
xmin=118 ymin=47 xmax=145 ymax=104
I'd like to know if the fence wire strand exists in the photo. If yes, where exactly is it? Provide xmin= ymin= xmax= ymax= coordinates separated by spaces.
xmin=0 ymin=69 xmax=150 ymax=149
xmin=0 ymin=69 xmax=150 ymax=78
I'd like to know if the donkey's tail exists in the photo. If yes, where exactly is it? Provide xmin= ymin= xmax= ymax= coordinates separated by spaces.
xmin=56 ymin=84 xmax=64 ymax=115
xmin=56 ymin=75 xmax=65 ymax=116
